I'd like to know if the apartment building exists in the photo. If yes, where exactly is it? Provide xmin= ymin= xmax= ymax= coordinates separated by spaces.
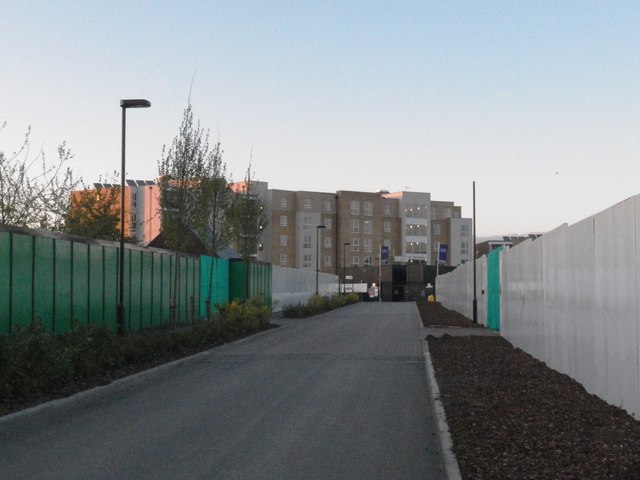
xmin=258 ymin=185 xmax=471 ymax=272
xmin=73 ymin=180 xmax=161 ymax=244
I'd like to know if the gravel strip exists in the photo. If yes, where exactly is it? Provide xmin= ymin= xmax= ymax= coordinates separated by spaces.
xmin=419 ymin=301 xmax=640 ymax=479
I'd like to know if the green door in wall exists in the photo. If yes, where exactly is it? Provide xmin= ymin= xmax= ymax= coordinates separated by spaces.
xmin=487 ymin=246 xmax=503 ymax=331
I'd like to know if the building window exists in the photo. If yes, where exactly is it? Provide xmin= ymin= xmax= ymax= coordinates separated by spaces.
xmin=304 ymin=198 xmax=312 ymax=209
xmin=383 ymin=239 xmax=391 ymax=248
xmin=454 ymin=211 xmax=460 ymax=219
xmin=364 ymin=256 xmax=372 ymax=266
xmin=433 ymin=244 xmax=439 ymax=252
xmin=351 ymin=256 xmax=360 ymax=267
xmin=406 ymin=224 xmax=427 ymax=236
xmin=384 ymin=204 xmax=391 ymax=215
xmin=303 ymin=254 xmax=312 ymax=268
xmin=281 ymin=197 xmax=287 ymax=208
xmin=303 ymin=216 xmax=311 ymax=230
xmin=303 ymin=234 xmax=311 ymax=249
xmin=351 ymin=238 xmax=359 ymax=252
xmin=406 ymin=204 xmax=427 ymax=219
xmin=406 ymin=242 xmax=428 ymax=254
xmin=431 ymin=207 xmax=437 ymax=219
xmin=280 ymin=215 xmax=288 ymax=227
xmin=324 ymin=255 xmax=332 ymax=267
xmin=364 ymin=238 xmax=372 ymax=253
xmin=461 ymin=242 xmax=469 ymax=255
xmin=363 ymin=220 xmax=372 ymax=235
xmin=280 ymin=253 xmax=288 ymax=266
xmin=324 ymin=200 xmax=331 ymax=212
xmin=324 ymin=236 xmax=332 ymax=248
xmin=444 ymin=207 xmax=452 ymax=218
xmin=280 ymin=234 xmax=288 ymax=246
xmin=364 ymin=201 xmax=373 ymax=216
xmin=324 ymin=218 xmax=332 ymax=229
xmin=384 ymin=221 xmax=391 ymax=233
xmin=350 ymin=200 xmax=359 ymax=215
xmin=433 ymin=224 xmax=440 ymax=235
xmin=351 ymin=219 xmax=359 ymax=234
xmin=461 ymin=224 xmax=469 ymax=237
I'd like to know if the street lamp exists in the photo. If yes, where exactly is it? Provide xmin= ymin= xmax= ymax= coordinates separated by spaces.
xmin=118 ymin=99 xmax=151 ymax=335
xmin=342 ymin=242 xmax=350 ymax=294
xmin=316 ymin=225 xmax=326 ymax=295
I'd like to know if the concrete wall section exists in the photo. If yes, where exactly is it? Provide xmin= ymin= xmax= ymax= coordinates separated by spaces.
xmin=593 ymin=198 xmax=638 ymax=414
xmin=271 ymin=265 xmax=338 ymax=312
xmin=565 ymin=216 xmax=596 ymax=394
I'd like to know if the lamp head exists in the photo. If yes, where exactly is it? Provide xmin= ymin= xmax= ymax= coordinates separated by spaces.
xmin=120 ymin=99 xmax=151 ymax=108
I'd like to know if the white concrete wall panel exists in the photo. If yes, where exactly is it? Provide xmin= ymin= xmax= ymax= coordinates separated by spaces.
xmin=272 ymin=266 xmax=338 ymax=312
xmin=565 ymin=216 xmax=596 ymax=394
xmin=543 ymin=224 xmax=570 ymax=376
xmin=593 ymin=198 xmax=638 ymax=415
xmin=636 ymin=195 xmax=640 ymax=416
xmin=477 ymin=257 xmax=488 ymax=326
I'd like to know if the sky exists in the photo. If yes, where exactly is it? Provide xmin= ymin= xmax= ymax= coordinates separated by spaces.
xmin=1 ymin=1 xmax=639 ymax=237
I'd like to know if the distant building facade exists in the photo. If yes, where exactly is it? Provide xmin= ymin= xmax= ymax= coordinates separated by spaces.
xmin=257 ymin=184 xmax=472 ymax=272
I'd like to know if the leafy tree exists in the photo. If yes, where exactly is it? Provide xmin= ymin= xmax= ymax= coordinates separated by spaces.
xmin=227 ymin=164 xmax=268 ymax=262
xmin=64 ymin=181 xmax=121 ymax=240
xmin=158 ymin=104 xmax=231 ymax=323
xmin=0 ymin=122 xmax=80 ymax=231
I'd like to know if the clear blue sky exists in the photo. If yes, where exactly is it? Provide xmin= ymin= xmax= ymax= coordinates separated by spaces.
xmin=1 ymin=1 xmax=639 ymax=236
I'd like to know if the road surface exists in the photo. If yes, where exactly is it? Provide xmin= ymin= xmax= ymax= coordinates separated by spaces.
xmin=1 ymin=302 xmax=444 ymax=479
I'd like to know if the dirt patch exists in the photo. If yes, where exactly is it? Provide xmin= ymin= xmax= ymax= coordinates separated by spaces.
xmin=426 ymin=329 xmax=640 ymax=479
xmin=417 ymin=299 xmax=484 ymax=328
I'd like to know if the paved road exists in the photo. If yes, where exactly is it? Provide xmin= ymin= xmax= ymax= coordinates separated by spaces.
xmin=1 ymin=302 xmax=445 ymax=479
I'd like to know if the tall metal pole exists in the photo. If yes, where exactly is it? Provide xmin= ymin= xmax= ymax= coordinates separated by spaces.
xmin=316 ymin=225 xmax=326 ymax=295
xmin=343 ymin=242 xmax=350 ymax=294
xmin=117 ymin=106 xmax=127 ymax=335
xmin=472 ymin=181 xmax=478 ymax=323
xmin=117 ymin=99 xmax=150 ymax=335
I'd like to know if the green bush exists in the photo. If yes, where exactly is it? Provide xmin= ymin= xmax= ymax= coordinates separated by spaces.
xmin=1 ymin=298 xmax=273 ymax=405
xmin=282 ymin=293 xmax=359 ymax=318
xmin=3 ymin=321 xmax=72 ymax=397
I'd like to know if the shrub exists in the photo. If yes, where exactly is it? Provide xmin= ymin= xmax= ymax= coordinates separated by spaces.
xmin=1 ymin=299 xmax=273 ymax=406
xmin=282 ymin=293 xmax=359 ymax=318
xmin=3 ymin=321 xmax=72 ymax=398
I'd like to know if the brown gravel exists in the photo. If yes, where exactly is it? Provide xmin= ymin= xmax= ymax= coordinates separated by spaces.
xmin=420 ymin=301 xmax=640 ymax=479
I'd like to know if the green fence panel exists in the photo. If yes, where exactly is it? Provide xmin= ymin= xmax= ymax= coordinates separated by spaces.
xmin=129 ymin=250 xmax=143 ymax=330
xmin=88 ymin=245 xmax=105 ymax=326
xmin=54 ymin=239 xmax=72 ymax=334
xmin=199 ymin=256 xmax=230 ymax=316
xmin=140 ymin=251 xmax=153 ymax=328
xmin=103 ymin=245 xmax=118 ymax=331
xmin=72 ymin=242 xmax=89 ymax=327
xmin=151 ymin=252 xmax=162 ymax=327
xmin=11 ymin=234 xmax=34 ymax=330
xmin=161 ymin=253 xmax=172 ymax=326
xmin=33 ymin=236 xmax=55 ymax=331
xmin=0 ymin=232 xmax=10 ymax=334
xmin=229 ymin=261 xmax=248 ymax=301
xmin=487 ymin=246 xmax=503 ymax=331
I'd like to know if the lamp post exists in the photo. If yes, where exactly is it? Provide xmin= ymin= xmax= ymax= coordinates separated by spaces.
xmin=118 ymin=99 xmax=151 ymax=335
xmin=342 ymin=242 xmax=350 ymax=294
xmin=316 ymin=225 xmax=326 ymax=295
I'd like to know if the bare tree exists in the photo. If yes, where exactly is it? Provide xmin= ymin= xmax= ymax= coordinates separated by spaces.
xmin=0 ymin=123 xmax=80 ymax=231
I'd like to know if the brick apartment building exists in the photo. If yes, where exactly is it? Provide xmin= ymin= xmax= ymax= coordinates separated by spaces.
xmin=256 ymin=183 xmax=472 ymax=272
